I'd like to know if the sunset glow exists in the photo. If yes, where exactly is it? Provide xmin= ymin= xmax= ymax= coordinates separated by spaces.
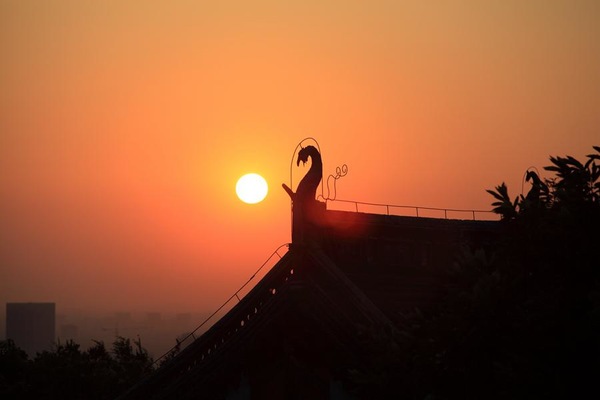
xmin=0 ymin=0 xmax=598 ymax=324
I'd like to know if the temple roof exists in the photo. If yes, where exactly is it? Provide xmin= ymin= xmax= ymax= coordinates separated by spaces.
xmin=119 ymin=210 xmax=500 ymax=399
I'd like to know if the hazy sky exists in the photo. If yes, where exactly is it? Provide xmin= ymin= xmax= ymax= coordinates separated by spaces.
xmin=1 ymin=1 xmax=598 ymax=314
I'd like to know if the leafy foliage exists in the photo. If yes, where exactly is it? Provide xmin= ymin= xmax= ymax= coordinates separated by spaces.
xmin=0 ymin=336 xmax=153 ymax=400
xmin=487 ymin=146 xmax=600 ymax=220
xmin=486 ymin=182 xmax=519 ymax=220
xmin=348 ymin=146 xmax=600 ymax=399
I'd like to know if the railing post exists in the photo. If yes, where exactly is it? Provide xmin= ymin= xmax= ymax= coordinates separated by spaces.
xmin=444 ymin=209 xmax=447 ymax=219
xmin=386 ymin=205 xmax=389 ymax=215
xmin=416 ymin=207 xmax=419 ymax=217
xmin=355 ymin=202 xmax=359 ymax=212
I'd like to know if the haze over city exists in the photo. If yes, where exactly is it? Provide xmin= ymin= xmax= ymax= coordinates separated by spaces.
xmin=1 ymin=0 xmax=598 ymax=337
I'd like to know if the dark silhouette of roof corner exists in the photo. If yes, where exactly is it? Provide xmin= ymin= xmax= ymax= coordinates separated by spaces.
xmin=119 ymin=143 xmax=500 ymax=399
xmin=118 ymin=209 xmax=499 ymax=400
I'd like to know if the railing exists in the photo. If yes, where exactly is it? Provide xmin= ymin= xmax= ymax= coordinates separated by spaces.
xmin=326 ymin=198 xmax=498 ymax=221
xmin=151 ymin=243 xmax=290 ymax=367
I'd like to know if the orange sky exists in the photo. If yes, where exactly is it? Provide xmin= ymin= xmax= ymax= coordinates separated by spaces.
xmin=1 ymin=1 xmax=599 ymax=315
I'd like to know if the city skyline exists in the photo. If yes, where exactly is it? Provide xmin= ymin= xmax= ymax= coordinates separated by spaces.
xmin=3 ymin=305 xmax=217 ymax=359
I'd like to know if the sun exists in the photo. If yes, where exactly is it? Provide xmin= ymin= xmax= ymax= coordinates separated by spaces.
xmin=236 ymin=173 xmax=268 ymax=204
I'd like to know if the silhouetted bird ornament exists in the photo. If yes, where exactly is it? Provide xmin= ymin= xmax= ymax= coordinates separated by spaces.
xmin=282 ymin=145 xmax=324 ymax=244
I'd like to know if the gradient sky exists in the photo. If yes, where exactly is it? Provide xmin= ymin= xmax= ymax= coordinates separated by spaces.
xmin=1 ymin=1 xmax=598 ymax=315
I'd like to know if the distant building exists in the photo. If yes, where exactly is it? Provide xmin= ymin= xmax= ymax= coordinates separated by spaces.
xmin=116 ymin=311 xmax=133 ymax=324
xmin=6 ymin=302 xmax=56 ymax=356
xmin=146 ymin=312 xmax=162 ymax=324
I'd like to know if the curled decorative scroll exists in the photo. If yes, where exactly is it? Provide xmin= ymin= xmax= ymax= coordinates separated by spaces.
xmin=318 ymin=163 xmax=349 ymax=201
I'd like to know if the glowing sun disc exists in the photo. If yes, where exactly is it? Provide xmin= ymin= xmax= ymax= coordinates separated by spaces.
xmin=236 ymin=173 xmax=268 ymax=204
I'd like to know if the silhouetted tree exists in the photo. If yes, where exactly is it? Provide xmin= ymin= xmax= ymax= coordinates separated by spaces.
xmin=348 ymin=145 xmax=600 ymax=399
xmin=487 ymin=146 xmax=600 ymax=219
xmin=0 ymin=336 xmax=153 ymax=400
xmin=0 ymin=339 xmax=30 ymax=398
xmin=439 ymin=145 xmax=600 ymax=398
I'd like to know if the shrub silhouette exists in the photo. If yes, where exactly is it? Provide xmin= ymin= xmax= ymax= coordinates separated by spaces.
xmin=0 ymin=336 xmax=153 ymax=400
xmin=348 ymin=146 xmax=600 ymax=399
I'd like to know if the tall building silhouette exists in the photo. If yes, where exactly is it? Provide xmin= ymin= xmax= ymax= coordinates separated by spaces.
xmin=6 ymin=302 xmax=56 ymax=357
